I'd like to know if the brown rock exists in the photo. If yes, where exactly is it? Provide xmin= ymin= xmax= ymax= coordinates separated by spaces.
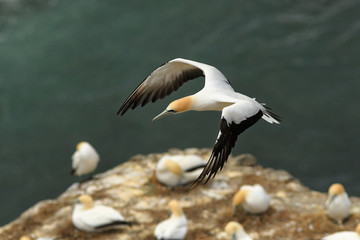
xmin=1 ymin=149 xmax=359 ymax=240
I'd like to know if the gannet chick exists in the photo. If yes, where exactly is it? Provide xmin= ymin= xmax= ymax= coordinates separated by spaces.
xmin=72 ymin=194 xmax=135 ymax=232
xmin=154 ymin=200 xmax=187 ymax=240
xmin=156 ymin=155 xmax=207 ymax=187
xmin=225 ymin=221 xmax=252 ymax=240
xmin=322 ymin=223 xmax=360 ymax=240
xmin=232 ymin=184 xmax=270 ymax=214
xmin=325 ymin=183 xmax=351 ymax=224
xmin=71 ymin=141 xmax=100 ymax=176
xmin=118 ymin=58 xmax=280 ymax=185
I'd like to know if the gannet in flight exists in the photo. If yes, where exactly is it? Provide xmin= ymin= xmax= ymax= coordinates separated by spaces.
xmin=325 ymin=183 xmax=351 ymax=224
xmin=71 ymin=141 xmax=100 ymax=177
xmin=118 ymin=58 xmax=280 ymax=184
xmin=72 ymin=194 xmax=136 ymax=232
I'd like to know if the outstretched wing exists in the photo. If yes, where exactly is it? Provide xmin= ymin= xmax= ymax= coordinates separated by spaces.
xmin=117 ymin=59 xmax=204 ymax=115
xmin=194 ymin=101 xmax=263 ymax=185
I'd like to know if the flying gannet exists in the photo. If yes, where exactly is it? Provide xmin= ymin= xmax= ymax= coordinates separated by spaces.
xmin=118 ymin=58 xmax=280 ymax=184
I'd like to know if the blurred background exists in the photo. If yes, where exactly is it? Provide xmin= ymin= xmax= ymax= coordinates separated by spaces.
xmin=0 ymin=0 xmax=359 ymax=226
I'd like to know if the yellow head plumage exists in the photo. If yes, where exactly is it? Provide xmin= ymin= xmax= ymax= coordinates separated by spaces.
xmin=225 ymin=221 xmax=244 ymax=236
xmin=168 ymin=200 xmax=183 ymax=217
xmin=232 ymin=189 xmax=249 ymax=207
xmin=164 ymin=159 xmax=182 ymax=176
xmin=328 ymin=183 xmax=345 ymax=195
xmin=168 ymin=96 xmax=193 ymax=113
xmin=78 ymin=194 xmax=94 ymax=209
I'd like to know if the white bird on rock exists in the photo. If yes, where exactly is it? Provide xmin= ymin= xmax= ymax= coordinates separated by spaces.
xmin=322 ymin=223 xmax=360 ymax=240
xmin=71 ymin=141 xmax=100 ymax=177
xmin=155 ymin=155 xmax=208 ymax=187
xmin=118 ymin=58 xmax=280 ymax=185
xmin=154 ymin=200 xmax=187 ymax=240
xmin=225 ymin=221 xmax=252 ymax=240
xmin=232 ymin=184 xmax=270 ymax=214
xmin=72 ymin=194 xmax=136 ymax=232
xmin=325 ymin=183 xmax=351 ymax=224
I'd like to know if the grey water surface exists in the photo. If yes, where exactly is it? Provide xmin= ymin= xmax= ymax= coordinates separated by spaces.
xmin=0 ymin=0 xmax=359 ymax=226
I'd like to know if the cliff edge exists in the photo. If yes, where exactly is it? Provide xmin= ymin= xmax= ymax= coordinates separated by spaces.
xmin=1 ymin=148 xmax=359 ymax=240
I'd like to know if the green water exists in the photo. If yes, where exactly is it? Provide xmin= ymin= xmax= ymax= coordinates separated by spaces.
xmin=0 ymin=0 xmax=359 ymax=226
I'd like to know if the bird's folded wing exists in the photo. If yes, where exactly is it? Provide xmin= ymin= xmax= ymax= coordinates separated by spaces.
xmin=118 ymin=59 xmax=204 ymax=115
xmin=79 ymin=206 xmax=124 ymax=229
xmin=194 ymin=101 xmax=263 ymax=185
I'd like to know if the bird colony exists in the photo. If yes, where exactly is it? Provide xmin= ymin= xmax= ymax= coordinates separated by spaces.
xmin=6 ymin=59 xmax=360 ymax=240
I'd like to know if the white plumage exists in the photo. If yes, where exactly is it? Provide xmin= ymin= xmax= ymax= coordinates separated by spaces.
xmin=72 ymin=194 xmax=134 ymax=232
xmin=325 ymin=183 xmax=351 ymax=224
xmin=154 ymin=200 xmax=187 ymax=240
xmin=155 ymin=155 xmax=208 ymax=187
xmin=322 ymin=223 xmax=360 ymax=240
xmin=71 ymin=142 xmax=100 ymax=176
xmin=225 ymin=221 xmax=252 ymax=240
xmin=232 ymin=184 xmax=270 ymax=214
xmin=118 ymin=58 xmax=280 ymax=185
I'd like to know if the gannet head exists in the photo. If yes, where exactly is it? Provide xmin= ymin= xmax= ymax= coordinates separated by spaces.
xmin=326 ymin=183 xmax=346 ymax=208
xmin=232 ymin=189 xmax=249 ymax=209
xmin=78 ymin=194 xmax=94 ymax=210
xmin=168 ymin=200 xmax=183 ymax=218
xmin=76 ymin=141 xmax=87 ymax=151
xmin=152 ymin=96 xmax=193 ymax=121
xmin=225 ymin=221 xmax=245 ymax=237
xmin=328 ymin=183 xmax=345 ymax=196
xmin=164 ymin=159 xmax=182 ymax=176
xmin=19 ymin=236 xmax=32 ymax=240
xmin=356 ymin=223 xmax=360 ymax=235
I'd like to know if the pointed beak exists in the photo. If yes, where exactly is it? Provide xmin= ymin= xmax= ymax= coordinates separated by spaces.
xmin=152 ymin=110 xmax=176 ymax=122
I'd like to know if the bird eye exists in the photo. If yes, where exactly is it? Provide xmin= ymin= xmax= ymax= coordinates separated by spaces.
xmin=167 ymin=109 xmax=176 ymax=113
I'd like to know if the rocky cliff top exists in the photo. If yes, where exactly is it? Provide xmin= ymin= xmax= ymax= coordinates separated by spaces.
xmin=1 ymin=148 xmax=359 ymax=240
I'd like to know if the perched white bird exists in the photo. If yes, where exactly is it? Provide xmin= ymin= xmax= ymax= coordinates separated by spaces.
xmin=72 ymin=194 xmax=135 ymax=232
xmin=232 ymin=184 xmax=270 ymax=214
xmin=325 ymin=183 xmax=351 ymax=224
xmin=118 ymin=58 xmax=280 ymax=184
xmin=155 ymin=155 xmax=208 ymax=187
xmin=154 ymin=200 xmax=187 ymax=240
xmin=71 ymin=141 xmax=100 ymax=176
xmin=225 ymin=221 xmax=252 ymax=240
xmin=19 ymin=237 xmax=55 ymax=240
xmin=322 ymin=223 xmax=360 ymax=240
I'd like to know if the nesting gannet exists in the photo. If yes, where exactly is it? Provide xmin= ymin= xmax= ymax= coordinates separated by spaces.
xmin=322 ymin=223 xmax=360 ymax=240
xmin=225 ymin=221 xmax=252 ymax=240
xmin=232 ymin=184 xmax=270 ymax=214
xmin=156 ymin=155 xmax=208 ymax=187
xmin=72 ymin=194 xmax=135 ymax=232
xmin=19 ymin=237 xmax=55 ymax=240
xmin=118 ymin=58 xmax=280 ymax=184
xmin=154 ymin=200 xmax=187 ymax=240
xmin=71 ymin=141 xmax=100 ymax=176
xmin=325 ymin=183 xmax=351 ymax=224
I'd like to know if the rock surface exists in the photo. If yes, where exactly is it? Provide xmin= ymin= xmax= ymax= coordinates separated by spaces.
xmin=1 ymin=148 xmax=360 ymax=240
